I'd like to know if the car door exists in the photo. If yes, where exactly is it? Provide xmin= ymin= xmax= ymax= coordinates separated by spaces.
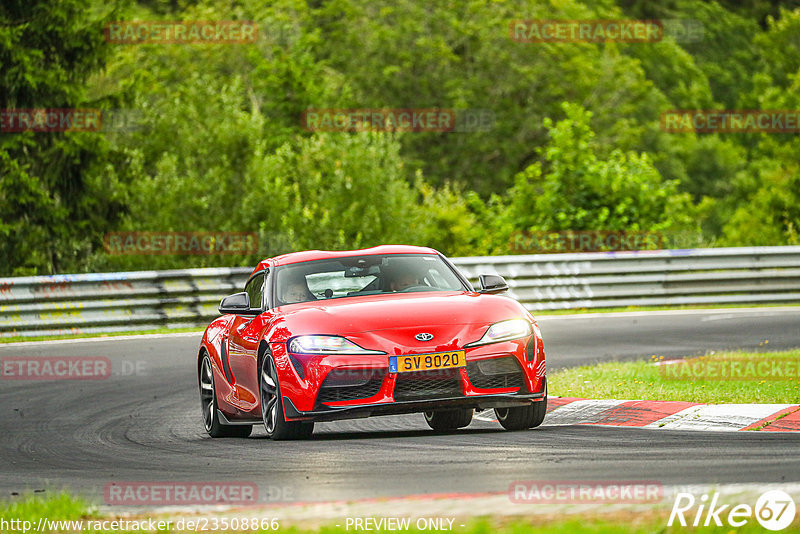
xmin=226 ymin=270 xmax=267 ymax=412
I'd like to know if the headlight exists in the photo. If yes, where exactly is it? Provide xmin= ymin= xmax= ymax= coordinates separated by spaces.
xmin=288 ymin=335 xmax=386 ymax=355
xmin=464 ymin=319 xmax=532 ymax=347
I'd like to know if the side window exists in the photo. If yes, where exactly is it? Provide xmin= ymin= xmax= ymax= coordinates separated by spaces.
xmin=244 ymin=272 xmax=265 ymax=310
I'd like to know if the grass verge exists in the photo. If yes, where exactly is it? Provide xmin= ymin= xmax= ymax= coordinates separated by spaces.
xmin=0 ymin=326 xmax=203 ymax=344
xmin=0 ymin=492 xmax=96 ymax=527
xmin=548 ymin=348 xmax=800 ymax=404
xmin=2 ymin=494 xmax=800 ymax=533
xmin=536 ymin=302 xmax=800 ymax=316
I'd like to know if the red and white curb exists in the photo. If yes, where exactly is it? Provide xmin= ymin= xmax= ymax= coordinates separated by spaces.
xmin=545 ymin=397 xmax=800 ymax=431
xmin=477 ymin=397 xmax=800 ymax=431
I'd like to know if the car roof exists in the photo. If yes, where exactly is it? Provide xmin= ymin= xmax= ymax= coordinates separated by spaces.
xmin=251 ymin=245 xmax=441 ymax=275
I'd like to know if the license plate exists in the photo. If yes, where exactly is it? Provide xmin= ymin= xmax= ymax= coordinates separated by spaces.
xmin=389 ymin=351 xmax=466 ymax=373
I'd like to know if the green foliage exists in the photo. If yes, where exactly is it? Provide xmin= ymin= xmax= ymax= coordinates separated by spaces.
xmin=754 ymin=7 xmax=800 ymax=88
xmin=0 ymin=0 xmax=124 ymax=276
xmin=495 ymin=103 xmax=696 ymax=251
xmin=721 ymin=162 xmax=800 ymax=246
xmin=308 ymin=0 xmax=679 ymax=196
xmin=2 ymin=0 xmax=800 ymax=275
xmin=241 ymin=131 xmax=424 ymax=254
xmin=667 ymin=0 xmax=760 ymax=109
xmin=410 ymin=179 xmax=493 ymax=257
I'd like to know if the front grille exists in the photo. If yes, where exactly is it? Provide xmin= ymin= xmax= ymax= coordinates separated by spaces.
xmin=393 ymin=369 xmax=463 ymax=401
xmin=466 ymin=357 xmax=523 ymax=390
xmin=317 ymin=369 xmax=385 ymax=403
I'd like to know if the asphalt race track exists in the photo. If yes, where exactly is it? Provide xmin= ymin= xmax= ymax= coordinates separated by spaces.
xmin=539 ymin=306 xmax=800 ymax=369
xmin=1 ymin=307 xmax=799 ymax=505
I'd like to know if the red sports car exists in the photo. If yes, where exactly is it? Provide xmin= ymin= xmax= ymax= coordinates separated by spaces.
xmin=198 ymin=245 xmax=547 ymax=440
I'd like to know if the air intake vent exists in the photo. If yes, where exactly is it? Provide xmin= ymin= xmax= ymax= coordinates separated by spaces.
xmin=393 ymin=369 xmax=463 ymax=401
xmin=317 ymin=369 xmax=385 ymax=403
xmin=466 ymin=357 xmax=523 ymax=390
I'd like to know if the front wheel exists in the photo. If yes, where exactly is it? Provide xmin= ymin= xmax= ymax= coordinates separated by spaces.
xmin=495 ymin=396 xmax=547 ymax=431
xmin=260 ymin=354 xmax=314 ymax=440
xmin=199 ymin=354 xmax=252 ymax=438
xmin=424 ymin=408 xmax=473 ymax=431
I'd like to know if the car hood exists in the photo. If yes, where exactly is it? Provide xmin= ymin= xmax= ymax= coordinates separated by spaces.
xmin=266 ymin=291 xmax=531 ymax=354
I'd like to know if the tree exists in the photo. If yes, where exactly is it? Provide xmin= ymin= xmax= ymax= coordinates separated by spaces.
xmin=308 ymin=0 xmax=679 ymax=197
xmin=495 ymin=103 xmax=697 ymax=252
xmin=0 ymin=0 xmax=122 ymax=275
xmin=240 ymin=132 xmax=426 ymax=253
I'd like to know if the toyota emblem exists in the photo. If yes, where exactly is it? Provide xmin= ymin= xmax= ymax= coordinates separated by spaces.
xmin=415 ymin=332 xmax=434 ymax=341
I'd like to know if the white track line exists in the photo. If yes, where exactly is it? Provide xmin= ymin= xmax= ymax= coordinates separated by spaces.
xmin=646 ymin=403 xmax=795 ymax=431
xmin=537 ymin=306 xmax=800 ymax=321
xmin=543 ymin=399 xmax=627 ymax=426
xmin=0 ymin=331 xmax=204 ymax=347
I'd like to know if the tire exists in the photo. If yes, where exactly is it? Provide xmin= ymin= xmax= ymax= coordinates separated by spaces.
xmin=199 ymin=353 xmax=252 ymax=438
xmin=260 ymin=353 xmax=314 ymax=440
xmin=495 ymin=396 xmax=547 ymax=431
xmin=424 ymin=408 xmax=473 ymax=431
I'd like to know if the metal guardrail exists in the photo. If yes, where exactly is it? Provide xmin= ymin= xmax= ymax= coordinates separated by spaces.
xmin=0 ymin=268 xmax=251 ymax=338
xmin=1 ymin=246 xmax=799 ymax=338
xmin=453 ymin=246 xmax=800 ymax=310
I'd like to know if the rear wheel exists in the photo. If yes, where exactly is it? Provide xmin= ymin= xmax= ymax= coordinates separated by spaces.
xmin=199 ymin=354 xmax=252 ymax=438
xmin=260 ymin=354 xmax=314 ymax=440
xmin=495 ymin=396 xmax=547 ymax=431
xmin=424 ymin=408 xmax=473 ymax=431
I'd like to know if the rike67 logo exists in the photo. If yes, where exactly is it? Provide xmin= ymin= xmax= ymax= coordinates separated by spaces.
xmin=669 ymin=490 xmax=796 ymax=531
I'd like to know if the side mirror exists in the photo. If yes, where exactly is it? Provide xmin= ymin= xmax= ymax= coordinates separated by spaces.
xmin=218 ymin=292 xmax=259 ymax=315
xmin=478 ymin=274 xmax=508 ymax=294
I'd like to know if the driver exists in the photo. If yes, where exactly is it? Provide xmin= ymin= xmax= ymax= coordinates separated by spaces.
xmin=388 ymin=270 xmax=418 ymax=292
xmin=280 ymin=274 xmax=316 ymax=304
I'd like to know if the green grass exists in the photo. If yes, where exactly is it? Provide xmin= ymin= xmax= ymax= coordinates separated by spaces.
xmin=548 ymin=348 xmax=800 ymax=404
xmin=0 ymin=492 xmax=95 ymax=526
xmin=536 ymin=302 xmax=800 ymax=316
xmin=2 ymin=494 xmax=800 ymax=533
xmin=320 ymin=516 xmax=800 ymax=534
xmin=0 ymin=326 xmax=203 ymax=344
xmin=473 ymin=517 xmax=800 ymax=533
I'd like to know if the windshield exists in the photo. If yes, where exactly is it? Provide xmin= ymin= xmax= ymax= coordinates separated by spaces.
xmin=273 ymin=254 xmax=467 ymax=305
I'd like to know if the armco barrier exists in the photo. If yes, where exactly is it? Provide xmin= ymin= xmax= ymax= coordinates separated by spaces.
xmin=1 ymin=246 xmax=799 ymax=338
xmin=0 ymin=268 xmax=251 ymax=338
xmin=453 ymin=246 xmax=800 ymax=311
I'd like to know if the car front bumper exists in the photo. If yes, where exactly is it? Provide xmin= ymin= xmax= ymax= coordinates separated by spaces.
xmin=283 ymin=377 xmax=547 ymax=422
